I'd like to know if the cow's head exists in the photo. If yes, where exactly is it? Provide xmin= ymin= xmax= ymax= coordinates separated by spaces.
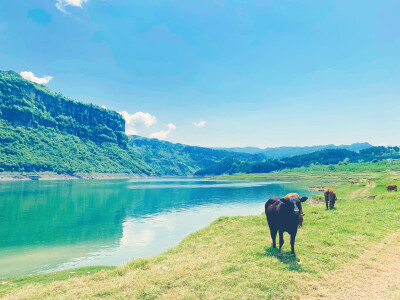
xmin=280 ymin=195 xmax=308 ymax=215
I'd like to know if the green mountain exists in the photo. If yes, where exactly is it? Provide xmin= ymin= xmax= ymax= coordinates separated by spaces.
xmin=128 ymin=135 xmax=265 ymax=176
xmin=0 ymin=71 xmax=152 ymax=175
xmin=214 ymin=142 xmax=373 ymax=158
xmin=195 ymin=146 xmax=400 ymax=176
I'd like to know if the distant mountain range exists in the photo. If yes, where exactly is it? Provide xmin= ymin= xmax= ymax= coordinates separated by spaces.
xmin=213 ymin=143 xmax=373 ymax=158
xmin=195 ymin=146 xmax=400 ymax=176
xmin=128 ymin=135 xmax=263 ymax=176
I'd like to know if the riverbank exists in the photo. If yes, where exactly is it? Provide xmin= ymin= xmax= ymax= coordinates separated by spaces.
xmin=1 ymin=168 xmax=400 ymax=299
xmin=0 ymin=172 xmax=155 ymax=182
xmin=211 ymin=161 xmax=400 ymax=183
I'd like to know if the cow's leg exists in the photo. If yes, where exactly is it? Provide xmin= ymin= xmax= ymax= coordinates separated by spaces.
xmin=270 ymin=227 xmax=278 ymax=248
xmin=325 ymin=195 xmax=329 ymax=210
xmin=279 ymin=230 xmax=284 ymax=252
xmin=290 ymin=233 xmax=296 ymax=257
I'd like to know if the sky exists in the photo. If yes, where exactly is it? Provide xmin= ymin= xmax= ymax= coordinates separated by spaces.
xmin=0 ymin=0 xmax=399 ymax=148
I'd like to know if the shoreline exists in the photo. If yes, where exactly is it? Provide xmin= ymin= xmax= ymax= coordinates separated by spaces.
xmin=0 ymin=172 xmax=156 ymax=182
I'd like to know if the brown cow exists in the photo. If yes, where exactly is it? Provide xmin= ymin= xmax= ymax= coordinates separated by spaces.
xmin=285 ymin=193 xmax=305 ymax=227
xmin=324 ymin=188 xmax=337 ymax=210
xmin=386 ymin=184 xmax=397 ymax=192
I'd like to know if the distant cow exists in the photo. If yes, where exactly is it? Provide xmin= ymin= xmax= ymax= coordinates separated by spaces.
xmin=265 ymin=194 xmax=308 ymax=257
xmin=386 ymin=185 xmax=397 ymax=192
xmin=324 ymin=188 xmax=337 ymax=210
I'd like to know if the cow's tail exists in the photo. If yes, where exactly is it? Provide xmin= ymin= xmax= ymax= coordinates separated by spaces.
xmin=264 ymin=200 xmax=273 ymax=218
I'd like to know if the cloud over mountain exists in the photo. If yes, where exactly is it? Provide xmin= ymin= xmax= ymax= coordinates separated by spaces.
xmin=119 ymin=111 xmax=157 ymax=135
xmin=20 ymin=71 xmax=53 ymax=84
xmin=150 ymin=123 xmax=176 ymax=140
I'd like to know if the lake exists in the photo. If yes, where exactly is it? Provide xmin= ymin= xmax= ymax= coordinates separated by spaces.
xmin=0 ymin=178 xmax=313 ymax=277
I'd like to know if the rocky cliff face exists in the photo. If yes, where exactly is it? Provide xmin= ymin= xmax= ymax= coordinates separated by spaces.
xmin=0 ymin=71 xmax=127 ymax=148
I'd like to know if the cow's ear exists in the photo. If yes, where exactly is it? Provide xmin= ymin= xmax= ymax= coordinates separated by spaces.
xmin=300 ymin=197 xmax=308 ymax=202
xmin=280 ymin=198 xmax=289 ymax=204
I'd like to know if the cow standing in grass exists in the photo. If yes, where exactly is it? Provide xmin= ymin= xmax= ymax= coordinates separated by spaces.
xmin=386 ymin=184 xmax=397 ymax=192
xmin=324 ymin=188 xmax=337 ymax=210
xmin=265 ymin=193 xmax=308 ymax=257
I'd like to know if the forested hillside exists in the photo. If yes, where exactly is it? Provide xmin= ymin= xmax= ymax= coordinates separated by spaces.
xmin=129 ymin=135 xmax=265 ymax=176
xmin=0 ymin=71 xmax=152 ymax=175
xmin=215 ymin=142 xmax=373 ymax=158
xmin=195 ymin=147 xmax=400 ymax=176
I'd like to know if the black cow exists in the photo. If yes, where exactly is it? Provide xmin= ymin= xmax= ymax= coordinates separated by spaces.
xmin=265 ymin=195 xmax=308 ymax=257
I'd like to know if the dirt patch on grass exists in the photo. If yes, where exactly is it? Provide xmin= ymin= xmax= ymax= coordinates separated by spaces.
xmin=351 ymin=181 xmax=376 ymax=198
xmin=308 ymin=195 xmax=324 ymax=206
xmin=351 ymin=188 xmax=362 ymax=198
xmin=305 ymin=230 xmax=400 ymax=299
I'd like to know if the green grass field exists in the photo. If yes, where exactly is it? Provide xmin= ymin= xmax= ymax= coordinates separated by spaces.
xmin=2 ymin=164 xmax=400 ymax=299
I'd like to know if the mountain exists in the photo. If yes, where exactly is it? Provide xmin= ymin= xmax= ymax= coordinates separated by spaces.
xmin=0 ymin=70 xmax=380 ymax=178
xmin=0 ymin=70 xmax=152 ymax=175
xmin=214 ymin=143 xmax=373 ymax=158
xmin=128 ymin=135 xmax=265 ymax=176
xmin=195 ymin=146 xmax=400 ymax=176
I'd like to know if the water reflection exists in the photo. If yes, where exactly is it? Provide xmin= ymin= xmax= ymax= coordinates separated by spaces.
xmin=0 ymin=179 xmax=312 ymax=276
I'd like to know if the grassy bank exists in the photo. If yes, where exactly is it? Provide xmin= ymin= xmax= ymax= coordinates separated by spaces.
xmin=2 ymin=166 xmax=400 ymax=299
xmin=213 ymin=161 xmax=400 ymax=183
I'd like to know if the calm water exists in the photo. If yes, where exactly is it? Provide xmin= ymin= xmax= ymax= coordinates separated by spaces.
xmin=0 ymin=178 xmax=313 ymax=277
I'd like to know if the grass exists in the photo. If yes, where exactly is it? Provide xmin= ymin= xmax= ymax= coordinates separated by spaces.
xmin=0 ymin=266 xmax=115 ymax=297
xmin=213 ymin=161 xmax=400 ymax=183
xmin=2 ymin=166 xmax=400 ymax=299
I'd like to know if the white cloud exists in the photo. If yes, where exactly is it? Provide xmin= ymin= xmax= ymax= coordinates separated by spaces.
xmin=150 ymin=123 xmax=176 ymax=140
xmin=194 ymin=120 xmax=206 ymax=127
xmin=56 ymin=0 xmax=88 ymax=13
xmin=119 ymin=111 xmax=157 ymax=135
xmin=101 ymin=105 xmax=107 ymax=109
xmin=20 ymin=71 xmax=53 ymax=85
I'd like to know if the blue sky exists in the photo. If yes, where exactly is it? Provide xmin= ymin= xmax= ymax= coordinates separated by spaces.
xmin=1 ymin=0 xmax=399 ymax=147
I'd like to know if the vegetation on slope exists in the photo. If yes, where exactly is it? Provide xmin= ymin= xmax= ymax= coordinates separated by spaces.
xmin=0 ymin=71 xmax=152 ymax=174
xmin=215 ymin=142 xmax=373 ymax=157
xmin=129 ymin=135 xmax=265 ymax=176
xmin=0 ymin=120 xmax=152 ymax=174
xmin=195 ymin=147 xmax=400 ymax=176
xmin=2 ymin=166 xmax=400 ymax=299
xmin=0 ymin=71 xmax=127 ymax=147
